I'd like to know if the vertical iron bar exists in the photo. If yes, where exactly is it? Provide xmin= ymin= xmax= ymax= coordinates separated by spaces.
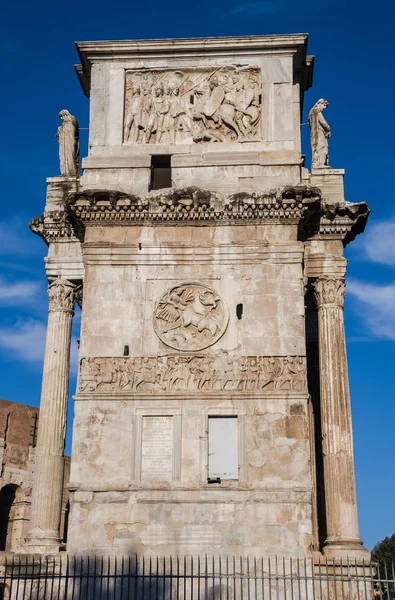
xmin=284 ymin=557 xmax=288 ymax=600
xmin=155 ymin=556 xmax=159 ymax=600
xmin=28 ymin=555 xmax=34 ymax=600
xmin=133 ymin=554 xmax=138 ymax=600
xmin=185 ymin=556 xmax=187 ymax=600
xmin=226 ymin=556 xmax=230 ymax=600
xmin=191 ymin=555 xmax=194 ymax=600
xmin=233 ymin=556 xmax=236 ymax=600
xmin=240 ymin=556 xmax=244 ymax=600
xmin=247 ymin=557 xmax=250 ymax=600
xmin=169 ymin=556 xmax=173 ymax=600
xmin=212 ymin=556 xmax=215 ymax=600
xmin=148 ymin=556 xmax=152 ymax=600
xmin=176 ymin=556 xmax=180 ymax=600
xmin=204 ymin=554 xmax=208 ymax=600
xmin=142 ymin=555 xmax=146 ymax=600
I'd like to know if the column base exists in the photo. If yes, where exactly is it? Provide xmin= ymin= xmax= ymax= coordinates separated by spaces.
xmin=323 ymin=538 xmax=371 ymax=561
xmin=20 ymin=529 xmax=62 ymax=555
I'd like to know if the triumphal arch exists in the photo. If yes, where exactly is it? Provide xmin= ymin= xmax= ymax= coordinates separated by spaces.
xmin=27 ymin=34 xmax=369 ymax=559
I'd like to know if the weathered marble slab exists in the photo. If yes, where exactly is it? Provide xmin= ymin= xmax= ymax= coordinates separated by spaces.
xmin=141 ymin=416 xmax=173 ymax=481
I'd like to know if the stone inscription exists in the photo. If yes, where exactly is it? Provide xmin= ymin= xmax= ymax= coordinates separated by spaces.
xmin=154 ymin=283 xmax=228 ymax=352
xmin=79 ymin=353 xmax=307 ymax=394
xmin=124 ymin=66 xmax=261 ymax=145
xmin=141 ymin=416 xmax=173 ymax=481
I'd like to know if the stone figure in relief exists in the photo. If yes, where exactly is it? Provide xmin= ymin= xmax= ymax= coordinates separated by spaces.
xmin=124 ymin=83 xmax=143 ymax=144
xmin=145 ymin=83 xmax=170 ymax=143
xmin=124 ymin=66 xmax=261 ymax=144
xmin=57 ymin=110 xmax=80 ymax=176
xmin=154 ymin=283 xmax=228 ymax=351
xmin=308 ymin=99 xmax=331 ymax=169
xmin=78 ymin=354 xmax=307 ymax=394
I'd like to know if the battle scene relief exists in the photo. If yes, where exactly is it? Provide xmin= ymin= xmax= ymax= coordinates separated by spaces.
xmin=123 ymin=66 xmax=262 ymax=144
xmin=154 ymin=283 xmax=228 ymax=351
xmin=78 ymin=354 xmax=307 ymax=394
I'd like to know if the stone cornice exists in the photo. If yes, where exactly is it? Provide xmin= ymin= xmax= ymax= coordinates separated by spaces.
xmin=68 ymin=185 xmax=322 ymax=234
xmin=75 ymin=34 xmax=311 ymax=97
xmin=28 ymin=185 xmax=368 ymax=248
xmin=317 ymin=200 xmax=369 ymax=246
xmin=29 ymin=210 xmax=81 ymax=245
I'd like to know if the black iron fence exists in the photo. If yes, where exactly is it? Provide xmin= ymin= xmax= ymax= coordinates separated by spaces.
xmin=0 ymin=556 xmax=393 ymax=600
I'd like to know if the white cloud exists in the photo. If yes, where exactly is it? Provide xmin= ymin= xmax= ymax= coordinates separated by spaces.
xmin=0 ymin=278 xmax=42 ymax=304
xmin=0 ymin=319 xmax=46 ymax=362
xmin=0 ymin=216 xmax=42 ymax=257
xmin=347 ymin=279 xmax=395 ymax=340
xmin=354 ymin=216 xmax=395 ymax=268
xmin=0 ymin=318 xmax=80 ymax=372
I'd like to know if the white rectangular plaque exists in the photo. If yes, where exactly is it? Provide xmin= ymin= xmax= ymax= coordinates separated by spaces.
xmin=141 ymin=416 xmax=173 ymax=481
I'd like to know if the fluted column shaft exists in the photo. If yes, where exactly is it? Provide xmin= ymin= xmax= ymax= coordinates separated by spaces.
xmin=25 ymin=277 xmax=77 ymax=552
xmin=314 ymin=276 xmax=367 ymax=558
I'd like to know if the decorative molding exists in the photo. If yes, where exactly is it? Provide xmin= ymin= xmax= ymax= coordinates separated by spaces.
xmin=48 ymin=277 xmax=78 ymax=313
xmin=68 ymin=185 xmax=322 ymax=230
xmin=313 ymin=277 xmax=345 ymax=309
xmin=153 ymin=282 xmax=228 ymax=351
xmin=29 ymin=210 xmax=81 ymax=245
xmin=318 ymin=200 xmax=369 ymax=245
xmin=124 ymin=66 xmax=261 ymax=145
xmin=78 ymin=353 xmax=307 ymax=394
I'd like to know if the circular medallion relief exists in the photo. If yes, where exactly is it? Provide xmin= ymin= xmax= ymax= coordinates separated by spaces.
xmin=154 ymin=282 xmax=229 ymax=351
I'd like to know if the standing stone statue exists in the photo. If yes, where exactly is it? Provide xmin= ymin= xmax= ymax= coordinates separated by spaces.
xmin=308 ymin=99 xmax=330 ymax=169
xmin=57 ymin=110 xmax=80 ymax=176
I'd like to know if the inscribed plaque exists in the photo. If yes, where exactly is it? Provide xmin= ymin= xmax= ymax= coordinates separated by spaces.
xmin=141 ymin=416 xmax=173 ymax=481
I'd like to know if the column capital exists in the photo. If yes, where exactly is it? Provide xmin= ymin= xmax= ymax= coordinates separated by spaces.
xmin=313 ymin=276 xmax=345 ymax=309
xmin=48 ymin=277 xmax=78 ymax=313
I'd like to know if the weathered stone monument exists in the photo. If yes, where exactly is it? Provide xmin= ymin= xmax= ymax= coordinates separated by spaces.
xmin=27 ymin=34 xmax=369 ymax=560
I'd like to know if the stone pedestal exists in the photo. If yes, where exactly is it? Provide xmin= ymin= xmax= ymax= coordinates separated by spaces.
xmin=23 ymin=278 xmax=77 ymax=553
xmin=313 ymin=276 xmax=369 ymax=559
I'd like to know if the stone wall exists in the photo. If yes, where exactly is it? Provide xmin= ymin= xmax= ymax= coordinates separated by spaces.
xmin=0 ymin=400 xmax=70 ymax=552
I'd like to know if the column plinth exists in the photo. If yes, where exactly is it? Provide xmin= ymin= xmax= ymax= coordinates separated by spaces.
xmin=23 ymin=277 xmax=77 ymax=554
xmin=314 ymin=276 xmax=369 ymax=560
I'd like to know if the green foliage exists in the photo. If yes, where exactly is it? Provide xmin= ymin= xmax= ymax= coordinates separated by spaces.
xmin=372 ymin=535 xmax=395 ymax=599
xmin=373 ymin=534 xmax=395 ymax=576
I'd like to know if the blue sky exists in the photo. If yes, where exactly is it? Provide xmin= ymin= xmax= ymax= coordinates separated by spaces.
xmin=1 ymin=0 xmax=394 ymax=552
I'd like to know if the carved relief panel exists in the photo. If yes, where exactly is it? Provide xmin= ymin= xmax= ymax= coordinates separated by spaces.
xmin=124 ymin=66 xmax=262 ymax=145
xmin=153 ymin=282 xmax=229 ymax=351
xmin=78 ymin=354 xmax=307 ymax=394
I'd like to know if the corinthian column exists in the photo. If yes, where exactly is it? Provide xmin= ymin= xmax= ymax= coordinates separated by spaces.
xmin=24 ymin=277 xmax=77 ymax=553
xmin=313 ymin=276 xmax=368 ymax=559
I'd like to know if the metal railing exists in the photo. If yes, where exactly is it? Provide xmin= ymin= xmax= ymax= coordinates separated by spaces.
xmin=0 ymin=555 xmax=393 ymax=600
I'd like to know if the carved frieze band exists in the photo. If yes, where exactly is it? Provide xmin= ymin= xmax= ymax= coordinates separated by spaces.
xmin=124 ymin=66 xmax=261 ymax=145
xmin=78 ymin=353 xmax=307 ymax=394
xmin=48 ymin=277 xmax=78 ymax=313
xmin=313 ymin=277 xmax=345 ymax=309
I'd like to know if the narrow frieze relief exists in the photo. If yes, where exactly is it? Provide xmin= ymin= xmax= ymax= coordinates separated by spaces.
xmin=123 ymin=66 xmax=261 ymax=145
xmin=154 ymin=282 xmax=228 ymax=352
xmin=313 ymin=276 xmax=346 ymax=308
xmin=78 ymin=353 xmax=307 ymax=394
